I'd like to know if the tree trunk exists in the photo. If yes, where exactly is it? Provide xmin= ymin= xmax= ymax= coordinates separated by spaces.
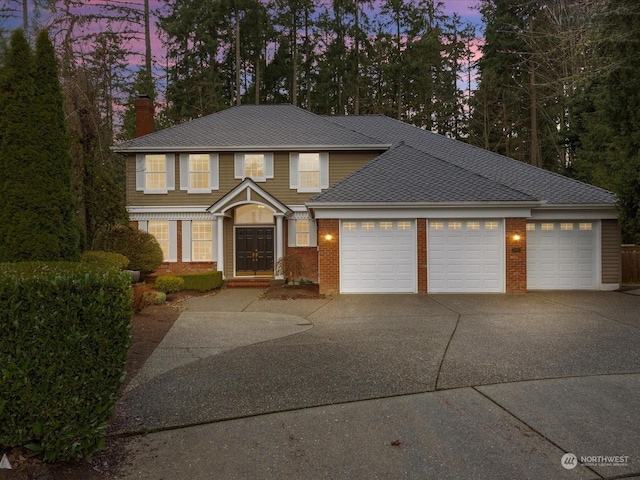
xmin=235 ymin=4 xmax=241 ymax=106
xmin=144 ymin=0 xmax=152 ymax=84
xmin=354 ymin=0 xmax=360 ymax=115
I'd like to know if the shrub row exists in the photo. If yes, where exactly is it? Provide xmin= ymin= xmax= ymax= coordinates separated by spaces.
xmin=80 ymin=250 xmax=129 ymax=270
xmin=0 ymin=262 xmax=133 ymax=462
xmin=155 ymin=270 xmax=223 ymax=293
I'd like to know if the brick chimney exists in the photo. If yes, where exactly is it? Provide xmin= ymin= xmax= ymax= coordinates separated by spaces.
xmin=134 ymin=95 xmax=154 ymax=137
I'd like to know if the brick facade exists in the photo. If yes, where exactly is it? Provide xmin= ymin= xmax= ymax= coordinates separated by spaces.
xmin=417 ymin=219 xmax=427 ymax=293
xmin=317 ymin=219 xmax=340 ymax=295
xmin=286 ymin=246 xmax=319 ymax=283
xmin=505 ymin=217 xmax=527 ymax=293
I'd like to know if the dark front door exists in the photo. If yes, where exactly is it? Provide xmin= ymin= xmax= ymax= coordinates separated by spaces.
xmin=236 ymin=227 xmax=274 ymax=274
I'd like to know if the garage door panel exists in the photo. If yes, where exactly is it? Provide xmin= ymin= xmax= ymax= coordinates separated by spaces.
xmin=527 ymin=221 xmax=597 ymax=290
xmin=428 ymin=219 xmax=504 ymax=293
xmin=341 ymin=220 xmax=416 ymax=293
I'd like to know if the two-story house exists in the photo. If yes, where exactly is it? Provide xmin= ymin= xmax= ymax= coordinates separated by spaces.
xmin=115 ymin=100 xmax=620 ymax=294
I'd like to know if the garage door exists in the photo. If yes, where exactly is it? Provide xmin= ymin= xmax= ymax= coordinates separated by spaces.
xmin=428 ymin=219 xmax=504 ymax=293
xmin=527 ymin=221 xmax=597 ymax=290
xmin=341 ymin=220 xmax=416 ymax=293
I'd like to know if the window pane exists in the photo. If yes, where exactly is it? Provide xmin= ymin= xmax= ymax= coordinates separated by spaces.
xmin=361 ymin=222 xmax=375 ymax=230
xmin=147 ymin=173 xmax=166 ymax=190
xmin=299 ymin=153 xmax=320 ymax=171
xmin=448 ymin=222 xmax=462 ymax=230
xmin=192 ymin=221 xmax=212 ymax=261
xmin=526 ymin=223 xmax=535 ymax=231
xmin=146 ymin=155 xmax=166 ymax=172
xmin=189 ymin=154 xmax=209 ymax=172
xmin=235 ymin=204 xmax=274 ymax=224
xmin=467 ymin=221 xmax=480 ymax=230
xmin=397 ymin=221 xmax=412 ymax=230
xmin=485 ymin=221 xmax=498 ymax=230
xmin=296 ymin=233 xmax=310 ymax=246
xmin=343 ymin=222 xmax=356 ymax=230
xmin=561 ymin=223 xmax=573 ymax=231
xmin=148 ymin=221 xmax=169 ymax=261
xmin=542 ymin=223 xmax=554 ymax=231
xmin=579 ymin=223 xmax=593 ymax=231
xmin=299 ymin=171 xmax=320 ymax=188
xmin=430 ymin=221 xmax=444 ymax=230
xmin=244 ymin=154 xmax=265 ymax=178
xmin=379 ymin=222 xmax=393 ymax=230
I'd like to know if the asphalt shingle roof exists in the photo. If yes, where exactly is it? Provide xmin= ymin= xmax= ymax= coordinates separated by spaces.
xmin=115 ymin=104 xmax=386 ymax=151
xmin=309 ymin=143 xmax=537 ymax=203
xmin=325 ymin=115 xmax=616 ymax=205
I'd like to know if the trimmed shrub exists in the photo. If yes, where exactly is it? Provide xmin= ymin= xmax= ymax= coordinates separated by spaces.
xmin=155 ymin=275 xmax=185 ymax=293
xmin=0 ymin=262 xmax=132 ymax=462
xmin=177 ymin=270 xmax=223 ymax=292
xmin=94 ymin=224 xmax=163 ymax=276
xmin=153 ymin=291 xmax=167 ymax=305
xmin=81 ymin=250 xmax=129 ymax=270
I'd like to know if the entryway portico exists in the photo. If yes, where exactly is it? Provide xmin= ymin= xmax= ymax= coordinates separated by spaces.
xmin=208 ymin=179 xmax=292 ymax=279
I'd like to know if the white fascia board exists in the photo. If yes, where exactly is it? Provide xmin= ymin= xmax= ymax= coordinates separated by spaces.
xmin=127 ymin=206 xmax=210 ymax=214
xmin=113 ymin=144 xmax=390 ymax=153
xmin=529 ymin=205 xmax=618 ymax=220
xmin=310 ymin=204 xmax=536 ymax=219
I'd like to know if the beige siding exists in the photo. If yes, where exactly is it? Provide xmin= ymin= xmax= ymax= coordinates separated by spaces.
xmin=601 ymin=219 xmax=621 ymax=283
xmin=126 ymin=151 xmax=380 ymax=207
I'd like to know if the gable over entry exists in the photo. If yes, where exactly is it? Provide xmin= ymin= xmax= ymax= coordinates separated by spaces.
xmin=208 ymin=179 xmax=291 ymax=278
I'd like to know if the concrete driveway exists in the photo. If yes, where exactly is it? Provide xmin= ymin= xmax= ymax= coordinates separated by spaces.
xmin=116 ymin=290 xmax=640 ymax=479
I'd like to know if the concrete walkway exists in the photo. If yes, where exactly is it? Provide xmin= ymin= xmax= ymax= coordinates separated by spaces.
xmin=116 ymin=289 xmax=640 ymax=479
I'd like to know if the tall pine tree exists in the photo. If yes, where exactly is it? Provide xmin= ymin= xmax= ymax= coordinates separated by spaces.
xmin=0 ymin=29 xmax=80 ymax=261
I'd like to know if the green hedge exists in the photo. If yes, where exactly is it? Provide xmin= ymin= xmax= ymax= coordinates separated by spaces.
xmin=177 ymin=270 xmax=223 ymax=292
xmin=80 ymin=250 xmax=129 ymax=270
xmin=0 ymin=262 xmax=133 ymax=462
xmin=155 ymin=275 xmax=185 ymax=293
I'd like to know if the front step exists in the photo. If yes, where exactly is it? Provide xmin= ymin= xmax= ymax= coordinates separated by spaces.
xmin=226 ymin=277 xmax=272 ymax=289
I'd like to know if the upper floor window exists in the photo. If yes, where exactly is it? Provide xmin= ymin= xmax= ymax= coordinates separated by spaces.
xmin=180 ymin=153 xmax=219 ymax=193
xmin=235 ymin=153 xmax=274 ymax=182
xmin=289 ymin=152 xmax=329 ymax=193
xmin=136 ymin=154 xmax=175 ymax=194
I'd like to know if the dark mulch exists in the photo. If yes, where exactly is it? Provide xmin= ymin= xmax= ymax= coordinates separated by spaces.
xmin=262 ymin=282 xmax=325 ymax=300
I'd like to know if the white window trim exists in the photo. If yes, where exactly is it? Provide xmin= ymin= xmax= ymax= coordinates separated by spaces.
xmin=288 ymin=218 xmax=317 ymax=247
xmin=136 ymin=153 xmax=175 ymax=194
xmin=289 ymin=152 xmax=329 ymax=192
xmin=234 ymin=153 xmax=273 ymax=182
xmin=180 ymin=153 xmax=219 ymax=194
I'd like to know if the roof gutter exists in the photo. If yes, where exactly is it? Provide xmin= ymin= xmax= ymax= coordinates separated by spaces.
xmin=112 ymin=144 xmax=391 ymax=153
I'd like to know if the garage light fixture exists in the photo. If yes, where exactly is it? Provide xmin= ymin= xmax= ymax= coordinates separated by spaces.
xmin=512 ymin=234 xmax=522 ymax=241
xmin=324 ymin=234 xmax=333 ymax=241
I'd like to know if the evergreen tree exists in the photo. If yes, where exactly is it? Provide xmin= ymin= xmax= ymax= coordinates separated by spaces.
xmin=0 ymin=29 xmax=80 ymax=261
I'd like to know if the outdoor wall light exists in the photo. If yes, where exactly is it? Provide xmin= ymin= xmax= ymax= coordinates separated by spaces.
xmin=512 ymin=234 xmax=522 ymax=241
xmin=324 ymin=234 xmax=334 ymax=241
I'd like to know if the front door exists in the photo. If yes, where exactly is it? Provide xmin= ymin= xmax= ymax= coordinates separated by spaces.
xmin=235 ymin=227 xmax=274 ymax=275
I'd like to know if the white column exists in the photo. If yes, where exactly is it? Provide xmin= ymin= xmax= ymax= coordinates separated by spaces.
xmin=215 ymin=214 xmax=225 ymax=278
xmin=275 ymin=213 xmax=285 ymax=279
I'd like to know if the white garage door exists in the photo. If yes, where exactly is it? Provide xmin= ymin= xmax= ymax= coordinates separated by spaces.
xmin=527 ymin=221 xmax=598 ymax=290
xmin=341 ymin=220 xmax=416 ymax=293
xmin=428 ymin=219 xmax=504 ymax=293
